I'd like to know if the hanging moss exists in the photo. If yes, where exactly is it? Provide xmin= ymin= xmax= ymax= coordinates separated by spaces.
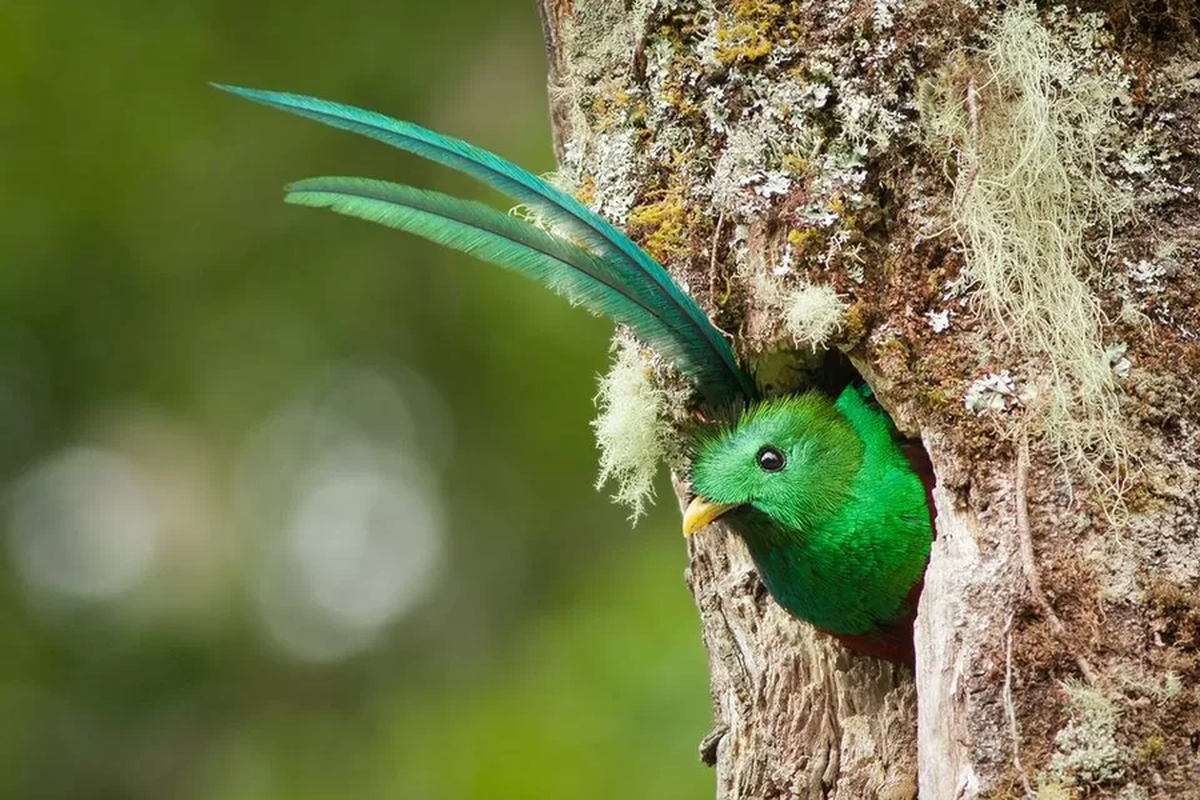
xmin=918 ymin=5 xmax=1132 ymax=498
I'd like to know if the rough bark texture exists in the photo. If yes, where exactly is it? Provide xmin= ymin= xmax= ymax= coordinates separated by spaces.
xmin=539 ymin=1 xmax=1200 ymax=797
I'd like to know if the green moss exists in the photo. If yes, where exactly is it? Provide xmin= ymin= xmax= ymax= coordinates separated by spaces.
xmin=713 ymin=0 xmax=804 ymax=65
xmin=575 ymin=175 xmax=597 ymax=207
xmin=924 ymin=384 xmax=955 ymax=411
xmin=786 ymin=227 xmax=824 ymax=258
xmin=839 ymin=301 xmax=868 ymax=347
xmin=649 ymin=42 xmax=704 ymax=118
xmin=588 ymin=80 xmax=648 ymax=132
xmin=780 ymin=153 xmax=809 ymax=176
xmin=1133 ymin=735 xmax=1164 ymax=766
xmin=628 ymin=187 xmax=696 ymax=263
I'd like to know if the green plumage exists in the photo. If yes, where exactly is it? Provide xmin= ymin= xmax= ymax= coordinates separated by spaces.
xmin=219 ymin=85 xmax=934 ymax=661
xmin=690 ymin=387 xmax=931 ymax=639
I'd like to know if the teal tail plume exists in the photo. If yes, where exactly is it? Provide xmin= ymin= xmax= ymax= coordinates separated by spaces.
xmin=287 ymin=177 xmax=740 ymax=380
xmin=213 ymin=84 xmax=756 ymax=406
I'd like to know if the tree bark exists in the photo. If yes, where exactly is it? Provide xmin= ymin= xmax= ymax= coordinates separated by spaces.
xmin=539 ymin=2 xmax=1200 ymax=797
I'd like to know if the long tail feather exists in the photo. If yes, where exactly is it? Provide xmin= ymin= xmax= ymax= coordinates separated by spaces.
xmin=214 ymin=84 xmax=756 ymax=404
xmin=285 ymin=177 xmax=745 ymax=397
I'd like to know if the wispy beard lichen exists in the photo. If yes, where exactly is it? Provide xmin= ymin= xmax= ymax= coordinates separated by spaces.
xmin=592 ymin=332 xmax=671 ymax=521
xmin=919 ymin=4 xmax=1132 ymax=497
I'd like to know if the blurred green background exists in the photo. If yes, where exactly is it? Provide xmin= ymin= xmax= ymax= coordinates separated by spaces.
xmin=0 ymin=2 xmax=713 ymax=797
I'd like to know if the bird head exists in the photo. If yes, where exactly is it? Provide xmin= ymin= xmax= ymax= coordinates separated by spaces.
xmin=683 ymin=392 xmax=864 ymax=538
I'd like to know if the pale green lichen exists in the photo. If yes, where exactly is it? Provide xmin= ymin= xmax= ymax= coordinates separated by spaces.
xmin=1116 ymin=784 xmax=1151 ymax=800
xmin=592 ymin=333 xmax=670 ymax=521
xmin=919 ymin=4 xmax=1133 ymax=497
xmin=744 ymin=259 xmax=845 ymax=352
xmin=563 ymin=0 xmax=919 ymax=300
xmin=1120 ymin=670 xmax=1184 ymax=705
xmin=783 ymin=284 xmax=845 ymax=351
xmin=711 ymin=121 xmax=787 ymax=216
xmin=1035 ymin=784 xmax=1072 ymax=800
xmin=587 ymin=129 xmax=641 ymax=224
xmin=964 ymin=371 xmax=1025 ymax=414
xmin=1042 ymin=681 xmax=1127 ymax=789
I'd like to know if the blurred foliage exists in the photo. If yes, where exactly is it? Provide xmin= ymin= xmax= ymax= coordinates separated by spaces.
xmin=0 ymin=0 xmax=712 ymax=797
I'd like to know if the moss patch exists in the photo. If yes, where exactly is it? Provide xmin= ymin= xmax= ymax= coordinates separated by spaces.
xmin=713 ymin=1 xmax=805 ymax=65
xmin=628 ymin=187 xmax=698 ymax=263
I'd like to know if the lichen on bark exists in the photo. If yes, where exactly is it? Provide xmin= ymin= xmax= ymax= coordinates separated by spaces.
xmin=540 ymin=0 xmax=1200 ymax=797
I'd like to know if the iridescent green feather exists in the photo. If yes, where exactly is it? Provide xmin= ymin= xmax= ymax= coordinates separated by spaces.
xmin=286 ymin=177 xmax=745 ymax=381
xmin=214 ymin=84 xmax=755 ymax=406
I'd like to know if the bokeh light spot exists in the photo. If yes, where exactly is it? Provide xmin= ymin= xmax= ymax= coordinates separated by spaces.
xmin=236 ymin=365 xmax=449 ymax=662
xmin=8 ymin=447 xmax=159 ymax=605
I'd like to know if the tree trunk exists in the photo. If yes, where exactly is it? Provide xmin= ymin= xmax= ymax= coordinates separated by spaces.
xmin=539 ymin=1 xmax=1200 ymax=797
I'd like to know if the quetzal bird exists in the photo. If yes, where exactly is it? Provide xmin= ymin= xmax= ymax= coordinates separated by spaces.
xmin=217 ymin=85 xmax=936 ymax=663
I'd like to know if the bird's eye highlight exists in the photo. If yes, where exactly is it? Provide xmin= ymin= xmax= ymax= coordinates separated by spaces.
xmin=756 ymin=446 xmax=786 ymax=472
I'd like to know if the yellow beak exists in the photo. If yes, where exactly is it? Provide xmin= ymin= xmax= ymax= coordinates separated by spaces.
xmin=682 ymin=496 xmax=740 ymax=537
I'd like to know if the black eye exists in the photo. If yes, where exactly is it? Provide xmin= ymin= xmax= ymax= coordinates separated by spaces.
xmin=756 ymin=446 xmax=786 ymax=472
